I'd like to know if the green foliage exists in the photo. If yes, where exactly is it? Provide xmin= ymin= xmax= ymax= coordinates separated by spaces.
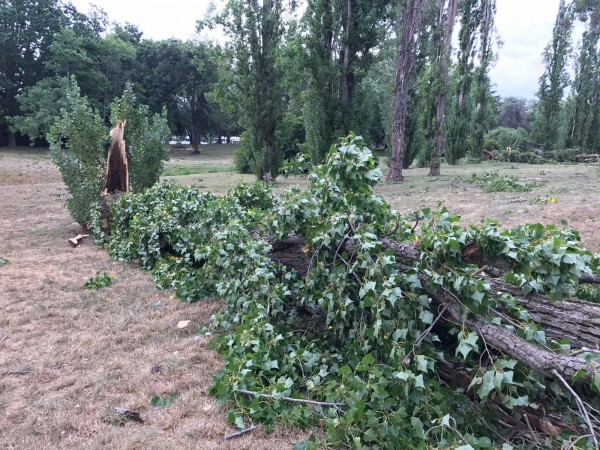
xmin=110 ymin=85 xmax=170 ymax=193
xmin=468 ymin=170 xmax=538 ymax=192
xmin=9 ymin=76 xmax=72 ymax=144
xmin=0 ymin=257 xmax=8 ymax=266
xmin=48 ymin=79 xmax=108 ymax=226
xmin=0 ymin=0 xmax=66 ymax=142
xmin=576 ymin=283 xmax=600 ymax=302
xmin=476 ymin=222 xmax=597 ymax=300
xmin=105 ymin=135 xmax=600 ymax=448
xmin=84 ymin=271 xmax=113 ymax=290
xmin=150 ymin=393 xmax=178 ymax=407
xmin=549 ymin=148 xmax=581 ymax=163
xmin=484 ymin=127 xmax=532 ymax=154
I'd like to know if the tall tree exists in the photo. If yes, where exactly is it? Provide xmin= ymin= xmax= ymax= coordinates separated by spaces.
xmin=472 ymin=0 xmax=496 ymax=158
xmin=217 ymin=0 xmax=286 ymax=180
xmin=429 ymin=0 xmax=459 ymax=176
xmin=387 ymin=0 xmax=427 ymax=182
xmin=533 ymin=0 xmax=574 ymax=150
xmin=568 ymin=0 xmax=600 ymax=151
xmin=180 ymin=42 xmax=218 ymax=153
xmin=0 ymin=0 xmax=65 ymax=146
xmin=446 ymin=0 xmax=483 ymax=164
xmin=498 ymin=97 xmax=534 ymax=130
xmin=302 ymin=0 xmax=392 ymax=159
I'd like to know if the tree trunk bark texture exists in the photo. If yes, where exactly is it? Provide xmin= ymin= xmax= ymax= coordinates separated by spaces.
xmin=429 ymin=0 xmax=459 ymax=176
xmin=387 ymin=0 xmax=427 ymax=182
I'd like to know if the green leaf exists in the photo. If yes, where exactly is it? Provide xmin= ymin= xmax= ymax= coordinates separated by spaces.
xmin=234 ymin=415 xmax=246 ymax=429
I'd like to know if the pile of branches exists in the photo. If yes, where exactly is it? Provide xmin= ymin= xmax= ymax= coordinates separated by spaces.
xmin=106 ymin=136 xmax=600 ymax=449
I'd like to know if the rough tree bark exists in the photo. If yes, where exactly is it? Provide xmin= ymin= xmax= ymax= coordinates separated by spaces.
xmin=429 ymin=0 xmax=459 ymax=176
xmin=387 ymin=0 xmax=427 ymax=182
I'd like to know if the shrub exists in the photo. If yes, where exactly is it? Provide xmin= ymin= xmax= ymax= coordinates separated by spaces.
xmin=48 ymin=80 xmax=171 ymax=227
xmin=48 ymin=80 xmax=108 ymax=226
xmin=549 ymin=148 xmax=581 ymax=163
xmin=484 ymin=127 xmax=533 ymax=156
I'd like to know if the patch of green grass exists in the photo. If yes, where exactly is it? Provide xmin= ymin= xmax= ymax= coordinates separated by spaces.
xmin=84 ymin=271 xmax=113 ymax=290
xmin=162 ymin=165 xmax=235 ymax=176
xmin=0 ymin=257 xmax=8 ymax=266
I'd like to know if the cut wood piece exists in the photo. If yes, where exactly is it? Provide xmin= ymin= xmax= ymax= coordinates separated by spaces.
xmin=68 ymin=234 xmax=89 ymax=247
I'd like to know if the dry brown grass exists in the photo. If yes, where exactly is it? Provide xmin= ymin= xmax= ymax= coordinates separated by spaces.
xmin=0 ymin=148 xmax=310 ymax=449
xmin=1 ymin=146 xmax=599 ymax=449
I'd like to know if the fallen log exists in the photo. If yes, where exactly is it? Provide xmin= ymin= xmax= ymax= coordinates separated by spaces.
xmin=485 ymin=276 xmax=600 ymax=349
xmin=253 ymin=231 xmax=600 ymax=349
xmin=255 ymin=232 xmax=600 ymax=383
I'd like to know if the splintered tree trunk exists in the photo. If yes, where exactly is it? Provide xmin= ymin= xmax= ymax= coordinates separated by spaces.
xmin=429 ymin=0 xmax=458 ymax=176
xmin=387 ymin=0 xmax=427 ymax=182
xmin=103 ymin=120 xmax=129 ymax=195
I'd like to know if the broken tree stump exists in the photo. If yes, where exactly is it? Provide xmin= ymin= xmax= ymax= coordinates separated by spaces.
xmin=102 ymin=120 xmax=129 ymax=196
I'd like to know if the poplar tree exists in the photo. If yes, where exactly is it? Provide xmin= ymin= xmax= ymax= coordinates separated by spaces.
xmin=568 ymin=0 xmax=600 ymax=151
xmin=428 ymin=0 xmax=459 ymax=176
xmin=301 ymin=0 xmax=392 ymax=159
xmin=472 ymin=0 xmax=496 ymax=158
xmin=387 ymin=0 xmax=427 ymax=182
xmin=217 ymin=0 xmax=286 ymax=180
xmin=533 ymin=0 xmax=574 ymax=151
xmin=446 ymin=0 xmax=483 ymax=164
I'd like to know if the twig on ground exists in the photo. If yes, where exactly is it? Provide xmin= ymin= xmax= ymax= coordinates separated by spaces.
xmin=523 ymin=414 xmax=543 ymax=449
xmin=1 ymin=370 xmax=33 ymax=376
xmin=471 ymin=265 xmax=489 ymax=278
xmin=552 ymin=369 xmax=599 ymax=450
xmin=237 ymin=389 xmax=345 ymax=411
xmin=222 ymin=425 xmax=259 ymax=441
xmin=68 ymin=234 xmax=89 ymax=247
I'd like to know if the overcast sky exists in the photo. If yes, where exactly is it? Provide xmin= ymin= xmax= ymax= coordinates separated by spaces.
xmin=70 ymin=0 xmax=572 ymax=99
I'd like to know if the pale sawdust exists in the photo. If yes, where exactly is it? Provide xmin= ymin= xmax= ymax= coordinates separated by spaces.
xmin=0 ymin=150 xmax=311 ymax=449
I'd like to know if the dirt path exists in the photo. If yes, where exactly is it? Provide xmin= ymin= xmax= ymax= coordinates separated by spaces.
xmin=0 ymin=152 xmax=307 ymax=449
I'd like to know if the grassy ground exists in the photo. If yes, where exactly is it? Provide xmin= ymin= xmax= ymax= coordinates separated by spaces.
xmin=165 ymin=145 xmax=600 ymax=251
xmin=1 ymin=145 xmax=599 ymax=449
xmin=0 ymin=146 xmax=310 ymax=449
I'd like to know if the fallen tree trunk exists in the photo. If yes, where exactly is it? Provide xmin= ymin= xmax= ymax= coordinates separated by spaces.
xmin=256 ymin=232 xmax=600 ymax=383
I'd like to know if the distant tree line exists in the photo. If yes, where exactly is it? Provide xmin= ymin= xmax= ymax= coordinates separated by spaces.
xmin=2 ymin=0 xmax=599 ymax=180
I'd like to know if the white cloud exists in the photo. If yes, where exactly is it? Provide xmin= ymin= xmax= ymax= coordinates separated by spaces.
xmin=69 ymin=0 xmax=213 ymax=41
xmin=490 ymin=0 xmax=560 ymax=99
